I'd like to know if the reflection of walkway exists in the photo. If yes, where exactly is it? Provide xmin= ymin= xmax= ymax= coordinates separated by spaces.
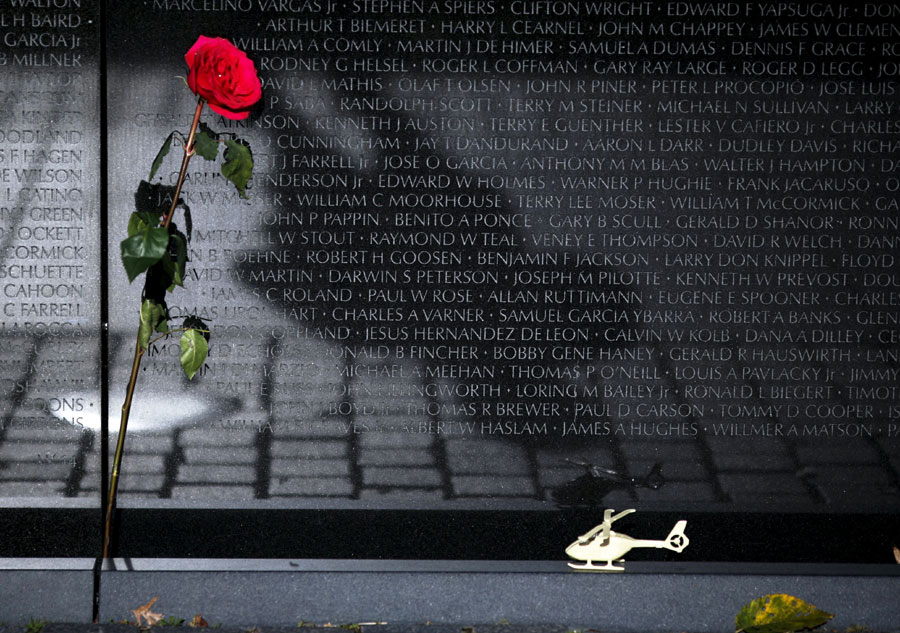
xmin=0 ymin=334 xmax=99 ymax=498
xmin=2 ymin=331 xmax=898 ymax=512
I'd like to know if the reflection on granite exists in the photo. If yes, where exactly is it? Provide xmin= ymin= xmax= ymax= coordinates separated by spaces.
xmin=0 ymin=334 xmax=100 ymax=499
xmin=2 ymin=330 xmax=898 ymax=512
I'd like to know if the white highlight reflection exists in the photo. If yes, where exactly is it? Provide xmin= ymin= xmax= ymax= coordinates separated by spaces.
xmin=52 ymin=392 xmax=214 ymax=433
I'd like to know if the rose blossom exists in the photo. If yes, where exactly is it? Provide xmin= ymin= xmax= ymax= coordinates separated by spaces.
xmin=185 ymin=35 xmax=262 ymax=120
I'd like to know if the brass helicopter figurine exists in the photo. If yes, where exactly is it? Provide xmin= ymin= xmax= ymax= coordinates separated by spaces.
xmin=566 ymin=508 xmax=689 ymax=572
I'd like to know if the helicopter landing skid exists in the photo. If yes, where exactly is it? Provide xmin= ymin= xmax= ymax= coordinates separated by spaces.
xmin=567 ymin=559 xmax=625 ymax=572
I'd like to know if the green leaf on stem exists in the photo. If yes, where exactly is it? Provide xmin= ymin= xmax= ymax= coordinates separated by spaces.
xmin=149 ymin=132 xmax=174 ymax=181
xmin=121 ymin=226 xmax=169 ymax=283
xmin=194 ymin=123 xmax=219 ymax=161
xmin=221 ymin=139 xmax=253 ymax=199
xmin=139 ymin=299 xmax=167 ymax=351
xmin=127 ymin=211 xmax=159 ymax=238
xmin=180 ymin=328 xmax=209 ymax=380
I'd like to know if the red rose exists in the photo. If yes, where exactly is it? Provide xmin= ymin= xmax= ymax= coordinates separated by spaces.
xmin=185 ymin=36 xmax=262 ymax=120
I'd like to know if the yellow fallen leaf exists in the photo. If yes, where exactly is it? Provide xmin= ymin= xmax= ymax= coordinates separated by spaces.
xmin=131 ymin=596 xmax=164 ymax=627
xmin=735 ymin=594 xmax=833 ymax=633
xmin=893 ymin=546 xmax=900 ymax=564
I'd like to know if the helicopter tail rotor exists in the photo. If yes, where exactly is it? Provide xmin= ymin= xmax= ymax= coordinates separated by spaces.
xmin=664 ymin=520 xmax=689 ymax=552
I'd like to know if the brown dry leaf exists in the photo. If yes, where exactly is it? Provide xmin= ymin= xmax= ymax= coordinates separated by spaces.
xmin=893 ymin=546 xmax=900 ymax=564
xmin=189 ymin=614 xmax=209 ymax=628
xmin=131 ymin=596 xmax=164 ymax=627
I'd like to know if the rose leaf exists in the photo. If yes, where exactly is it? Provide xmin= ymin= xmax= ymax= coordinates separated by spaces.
xmin=194 ymin=123 xmax=219 ymax=161
xmin=149 ymin=133 xmax=174 ymax=181
xmin=180 ymin=328 xmax=209 ymax=380
xmin=221 ymin=139 xmax=253 ymax=199
xmin=121 ymin=226 xmax=169 ymax=283
xmin=139 ymin=300 xmax=166 ymax=351
xmin=127 ymin=211 xmax=159 ymax=238
xmin=735 ymin=594 xmax=834 ymax=633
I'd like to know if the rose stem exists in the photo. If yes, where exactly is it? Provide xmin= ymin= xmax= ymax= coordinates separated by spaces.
xmin=102 ymin=97 xmax=206 ymax=561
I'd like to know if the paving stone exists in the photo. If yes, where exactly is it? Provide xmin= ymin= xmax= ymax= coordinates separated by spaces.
xmin=599 ymin=488 xmax=642 ymax=506
xmin=181 ymin=428 xmax=257 ymax=447
xmin=269 ymin=477 xmax=355 ymax=497
xmin=719 ymin=472 xmax=810 ymax=497
xmin=357 ymin=488 xmax=446 ymax=502
xmin=795 ymin=441 xmax=882 ymax=465
xmin=452 ymin=475 xmax=536 ymax=497
xmin=618 ymin=439 xmax=702 ymax=461
xmin=627 ymin=457 xmax=706 ymax=479
xmin=537 ymin=466 xmax=586 ymax=488
xmin=535 ymin=446 xmax=617 ymax=469
xmin=724 ymin=493 xmax=817 ymax=508
xmin=170 ymin=485 xmax=256 ymax=500
xmin=184 ymin=446 xmax=257 ymax=464
xmin=634 ymin=481 xmax=720 ymax=502
xmin=813 ymin=482 xmax=898 ymax=506
xmin=890 ymin=453 xmax=900 ymax=473
xmin=74 ymin=471 xmax=100 ymax=490
xmin=807 ymin=465 xmax=892 ymax=486
xmin=176 ymin=465 xmax=256 ymax=484
xmin=111 ymin=434 xmax=173 ymax=454
xmin=445 ymin=440 xmax=531 ymax=475
xmin=272 ymin=420 xmax=351 ymax=439
xmin=357 ymin=447 xmax=434 ymax=466
xmin=270 ymin=439 xmax=346 ymax=459
xmin=2 ymin=426 xmax=86 ymax=442
xmin=358 ymin=430 xmax=432 ymax=449
xmin=116 ymin=474 xmax=166 ymax=492
xmin=270 ymin=458 xmax=349 ymax=477
xmin=708 ymin=442 xmax=794 ymax=471
xmin=0 ymin=481 xmax=64 ymax=496
xmin=84 ymin=455 xmax=166 ymax=474
xmin=0 ymin=462 xmax=71 ymax=480
xmin=0 ymin=441 xmax=77 ymax=461
xmin=705 ymin=435 xmax=792 ymax=452
xmin=362 ymin=466 xmax=442 ymax=488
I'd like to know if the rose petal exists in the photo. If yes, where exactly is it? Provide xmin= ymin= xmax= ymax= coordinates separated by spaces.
xmin=184 ymin=36 xmax=261 ymax=119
